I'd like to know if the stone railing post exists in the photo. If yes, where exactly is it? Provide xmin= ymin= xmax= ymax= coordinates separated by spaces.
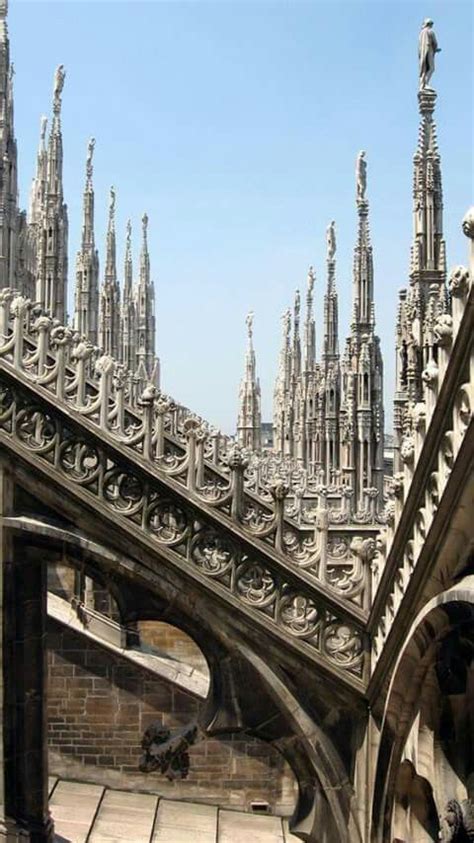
xmin=183 ymin=417 xmax=200 ymax=492
xmin=139 ymin=384 xmax=159 ymax=462
xmin=155 ymin=396 xmax=171 ymax=461
xmin=228 ymin=446 xmax=249 ymax=521
xmin=10 ymin=295 xmax=29 ymax=371
xmin=50 ymin=324 xmax=73 ymax=401
xmin=195 ymin=426 xmax=208 ymax=489
xmin=314 ymin=504 xmax=329 ymax=583
xmin=270 ymin=479 xmax=289 ymax=554
xmin=210 ymin=429 xmax=220 ymax=465
xmin=112 ymin=364 xmax=126 ymax=434
xmin=71 ymin=338 xmax=94 ymax=408
xmin=0 ymin=288 xmax=13 ymax=343
xmin=95 ymin=355 xmax=115 ymax=431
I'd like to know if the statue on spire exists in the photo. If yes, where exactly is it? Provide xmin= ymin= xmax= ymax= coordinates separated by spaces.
xmin=108 ymin=186 xmax=116 ymax=226
xmin=86 ymin=138 xmax=95 ymax=183
xmin=307 ymin=265 xmax=315 ymax=293
xmin=326 ymin=221 xmax=336 ymax=260
xmin=40 ymin=115 xmax=48 ymax=145
xmin=53 ymin=65 xmax=66 ymax=116
xmin=142 ymin=212 xmax=149 ymax=242
xmin=356 ymin=151 xmax=367 ymax=202
xmin=419 ymin=19 xmax=440 ymax=90
xmin=294 ymin=289 xmax=301 ymax=314
xmin=246 ymin=311 xmax=254 ymax=342
xmin=126 ymin=219 xmax=132 ymax=251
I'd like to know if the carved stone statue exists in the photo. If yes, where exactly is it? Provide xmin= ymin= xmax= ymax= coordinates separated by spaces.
xmin=53 ymin=64 xmax=66 ymax=114
xmin=40 ymin=115 xmax=48 ymax=145
xmin=326 ymin=220 xmax=336 ymax=260
xmin=419 ymin=19 xmax=440 ymax=90
xmin=245 ymin=311 xmax=254 ymax=341
xmin=86 ymin=138 xmax=95 ymax=182
xmin=356 ymin=151 xmax=367 ymax=201
xmin=142 ymin=211 xmax=148 ymax=235
xmin=109 ymin=186 xmax=116 ymax=221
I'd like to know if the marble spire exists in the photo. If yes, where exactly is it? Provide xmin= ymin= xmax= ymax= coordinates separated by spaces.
xmin=237 ymin=312 xmax=261 ymax=450
xmin=74 ymin=138 xmax=99 ymax=343
xmin=99 ymin=186 xmax=120 ymax=358
xmin=36 ymin=65 xmax=68 ymax=321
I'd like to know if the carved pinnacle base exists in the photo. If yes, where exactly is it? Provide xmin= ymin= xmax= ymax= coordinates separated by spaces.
xmin=418 ymin=87 xmax=437 ymax=114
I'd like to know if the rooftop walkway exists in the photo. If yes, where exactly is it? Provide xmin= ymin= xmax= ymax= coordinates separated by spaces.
xmin=49 ymin=778 xmax=299 ymax=843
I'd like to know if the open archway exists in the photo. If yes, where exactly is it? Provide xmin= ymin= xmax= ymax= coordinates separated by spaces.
xmin=371 ymin=577 xmax=474 ymax=842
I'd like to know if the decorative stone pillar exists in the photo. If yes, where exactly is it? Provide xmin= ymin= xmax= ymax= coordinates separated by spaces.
xmin=0 ymin=461 xmax=53 ymax=841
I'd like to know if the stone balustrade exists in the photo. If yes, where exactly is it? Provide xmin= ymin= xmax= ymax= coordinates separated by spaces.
xmin=0 ymin=290 xmax=376 ymax=610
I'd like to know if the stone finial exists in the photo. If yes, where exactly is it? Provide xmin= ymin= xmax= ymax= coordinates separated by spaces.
xmin=53 ymin=65 xmax=66 ymax=116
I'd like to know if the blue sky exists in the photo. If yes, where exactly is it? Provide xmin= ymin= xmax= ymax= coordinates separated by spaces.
xmin=11 ymin=0 xmax=473 ymax=433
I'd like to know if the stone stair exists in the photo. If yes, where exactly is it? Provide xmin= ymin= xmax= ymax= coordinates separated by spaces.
xmin=49 ymin=778 xmax=298 ymax=843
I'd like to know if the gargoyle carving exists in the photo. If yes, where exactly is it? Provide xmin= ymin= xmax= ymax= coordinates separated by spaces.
xmin=139 ymin=721 xmax=200 ymax=780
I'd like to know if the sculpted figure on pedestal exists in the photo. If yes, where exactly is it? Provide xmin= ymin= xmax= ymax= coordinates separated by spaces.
xmin=53 ymin=64 xmax=66 ymax=114
xmin=419 ymin=18 xmax=441 ymax=89
xmin=356 ymin=150 xmax=367 ymax=201
xmin=326 ymin=220 xmax=336 ymax=260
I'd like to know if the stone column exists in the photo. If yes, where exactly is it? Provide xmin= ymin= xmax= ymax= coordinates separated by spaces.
xmin=0 ymin=462 xmax=53 ymax=841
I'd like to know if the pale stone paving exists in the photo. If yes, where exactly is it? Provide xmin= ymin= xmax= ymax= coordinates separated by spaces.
xmin=49 ymin=779 xmax=298 ymax=842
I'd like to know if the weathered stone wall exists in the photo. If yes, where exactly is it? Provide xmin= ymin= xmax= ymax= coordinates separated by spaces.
xmin=47 ymin=618 xmax=296 ymax=814
xmin=137 ymin=620 xmax=210 ymax=677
